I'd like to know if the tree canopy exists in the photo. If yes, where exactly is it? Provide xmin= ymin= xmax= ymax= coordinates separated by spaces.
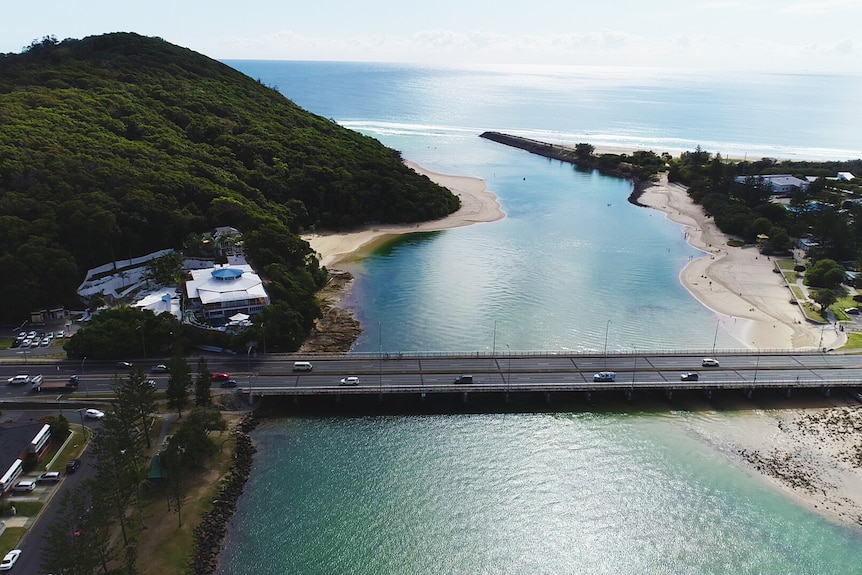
xmin=0 ymin=33 xmax=460 ymax=329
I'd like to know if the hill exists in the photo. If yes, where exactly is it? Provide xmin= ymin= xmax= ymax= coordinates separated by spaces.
xmin=0 ymin=33 xmax=459 ymax=340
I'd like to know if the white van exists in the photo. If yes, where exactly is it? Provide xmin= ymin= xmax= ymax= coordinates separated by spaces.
xmin=293 ymin=361 xmax=313 ymax=372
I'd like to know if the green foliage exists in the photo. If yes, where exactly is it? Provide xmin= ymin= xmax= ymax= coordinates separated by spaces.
xmin=166 ymin=354 xmax=192 ymax=418
xmin=194 ymin=357 xmax=212 ymax=406
xmin=63 ymin=307 xmax=177 ymax=359
xmin=812 ymin=288 xmax=838 ymax=312
xmin=805 ymin=259 xmax=845 ymax=289
xmin=0 ymin=33 xmax=459 ymax=330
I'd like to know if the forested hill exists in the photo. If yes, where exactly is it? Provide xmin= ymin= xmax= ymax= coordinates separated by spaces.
xmin=0 ymin=33 xmax=460 ymax=322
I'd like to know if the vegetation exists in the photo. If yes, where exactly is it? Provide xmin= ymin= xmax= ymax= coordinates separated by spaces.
xmin=40 ymin=369 xmax=229 ymax=574
xmin=0 ymin=33 xmax=460 ymax=349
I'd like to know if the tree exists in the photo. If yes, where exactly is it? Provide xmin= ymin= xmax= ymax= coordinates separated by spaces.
xmin=812 ymin=288 xmax=838 ymax=314
xmin=113 ymin=367 xmax=157 ymax=449
xmin=574 ymin=143 xmax=594 ymax=159
xmin=194 ymin=357 xmax=212 ymax=406
xmin=805 ymin=259 xmax=845 ymax=289
xmin=166 ymin=354 xmax=192 ymax=418
xmin=41 ymin=485 xmax=113 ymax=575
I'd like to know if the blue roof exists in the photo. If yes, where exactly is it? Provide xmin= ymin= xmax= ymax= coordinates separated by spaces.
xmin=211 ymin=268 xmax=243 ymax=280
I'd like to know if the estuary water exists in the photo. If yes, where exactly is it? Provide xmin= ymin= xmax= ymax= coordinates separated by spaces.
xmin=216 ymin=61 xmax=862 ymax=574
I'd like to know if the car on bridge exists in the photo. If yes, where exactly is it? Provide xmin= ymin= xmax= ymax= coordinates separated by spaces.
xmin=701 ymin=358 xmax=720 ymax=367
xmin=340 ymin=376 xmax=360 ymax=386
xmin=211 ymin=373 xmax=231 ymax=382
xmin=681 ymin=372 xmax=699 ymax=381
xmin=593 ymin=371 xmax=616 ymax=382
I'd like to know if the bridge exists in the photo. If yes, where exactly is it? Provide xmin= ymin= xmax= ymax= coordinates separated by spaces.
xmin=235 ymin=349 xmax=862 ymax=404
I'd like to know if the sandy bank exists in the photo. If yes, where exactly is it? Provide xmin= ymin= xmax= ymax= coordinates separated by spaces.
xmin=639 ymin=174 xmax=846 ymax=351
xmin=304 ymin=162 xmax=504 ymax=268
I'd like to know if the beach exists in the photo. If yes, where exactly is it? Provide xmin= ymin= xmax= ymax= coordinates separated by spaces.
xmin=304 ymin=161 xmax=504 ymax=268
xmin=303 ymin=157 xmax=862 ymax=531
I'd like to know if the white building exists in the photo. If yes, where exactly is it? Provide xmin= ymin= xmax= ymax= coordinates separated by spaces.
xmin=735 ymin=174 xmax=809 ymax=195
xmin=184 ymin=264 xmax=269 ymax=321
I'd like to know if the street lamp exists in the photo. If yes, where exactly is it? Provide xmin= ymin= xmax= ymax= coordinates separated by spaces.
xmin=247 ymin=345 xmax=254 ymax=405
xmin=712 ymin=319 xmax=722 ymax=354
xmin=604 ymin=319 xmax=612 ymax=368
xmin=492 ymin=320 xmax=497 ymax=356
xmin=506 ymin=344 xmax=511 ymax=393
xmin=753 ymin=346 xmax=760 ymax=384
xmin=378 ymin=321 xmax=383 ymax=394
xmin=82 ymin=356 xmax=88 ymax=398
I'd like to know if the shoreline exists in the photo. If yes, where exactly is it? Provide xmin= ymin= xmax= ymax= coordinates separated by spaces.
xmin=638 ymin=173 xmax=846 ymax=351
xmin=298 ymin=155 xmax=861 ymax=531
xmin=304 ymin=161 xmax=505 ymax=268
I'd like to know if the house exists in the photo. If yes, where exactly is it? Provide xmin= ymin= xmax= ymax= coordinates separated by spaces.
xmin=0 ymin=423 xmax=51 ymax=494
xmin=184 ymin=264 xmax=270 ymax=322
xmin=837 ymin=172 xmax=856 ymax=182
xmin=736 ymin=174 xmax=809 ymax=195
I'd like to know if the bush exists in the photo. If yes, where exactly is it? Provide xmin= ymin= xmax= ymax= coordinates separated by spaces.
xmin=794 ymin=264 xmax=806 ymax=272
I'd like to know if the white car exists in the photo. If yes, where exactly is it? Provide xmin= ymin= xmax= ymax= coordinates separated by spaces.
xmin=1 ymin=549 xmax=21 ymax=571
xmin=339 ymin=376 xmax=360 ymax=386
xmin=13 ymin=480 xmax=36 ymax=492
xmin=85 ymin=408 xmax=106 ymax=420
xmin=593 ymin=371 xmax=617 ymax=382
xmin=701 ymin=358 xmax=720 ymax=367
xmin=7 ymin=374 xmax=30 ymax=386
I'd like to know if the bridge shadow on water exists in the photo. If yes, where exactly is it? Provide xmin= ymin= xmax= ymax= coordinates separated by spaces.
xmin=254 ymin=386 xmax=855 ymax=418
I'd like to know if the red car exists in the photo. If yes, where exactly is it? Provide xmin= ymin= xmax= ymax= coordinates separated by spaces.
xmin=211 ymin=373 xmax=231 ymax=382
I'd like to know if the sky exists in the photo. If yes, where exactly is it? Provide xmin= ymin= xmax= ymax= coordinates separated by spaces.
xmin=2 ymin=0 xmax=860 ymax=73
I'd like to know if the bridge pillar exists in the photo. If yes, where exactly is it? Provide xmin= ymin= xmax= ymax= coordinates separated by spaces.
xmin=665 ymin=388 xmax=673 ymax=400
xmin=293 ymin=396 xmax=298 ymax=404
xmin=625 ymin=389 xmax=633 ymax=402
xmin=463 ymin=392 xmax=469 ymax=403
xmin=784 ymin=388 xmax=792 ymax=399
xmin=703 ymin=389 xmax=712 ymax=400
xmin=545 ymin=392 xmax=551 ymax=404
xmin=821 ymin=387 xmax=831 ymax=398
xmin=585 ymin=392 xmax=591 ymax=403
xmin=504 ymin=392 xmax=510 ymax=403
xmin=421 ymin=391 xmax=426 ymax=400
xmin=744 ymin=388 xmax=753 ymax=400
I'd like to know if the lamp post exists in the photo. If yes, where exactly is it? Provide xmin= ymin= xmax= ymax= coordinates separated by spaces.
xmin=712 ymin=319 xmax=721 ymax=354
xmin=604 ymin=319 xmax=612 ymax=368
xmin=506 ymin=344 xmax=511 ymax=393
xmin=753 ymin=346 xmax=760 ymax=384
xmin=631 ymin=345 xmax=637 ymax=386
xmin=247 ymin=345 xmax=253 ymax=405
xmin=82 ymin=356 xmax=88 ymax=397
xmin=492 ymin=320 xmax=497 ymax=357
xmin=378 ymin=322 xmax=383 ymax=394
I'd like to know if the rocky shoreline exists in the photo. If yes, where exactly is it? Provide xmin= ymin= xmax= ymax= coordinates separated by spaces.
xmin=298 ymin=269 xmax=362 ymax=354
xmin=190 ymin=412 xmax=259 ymax=575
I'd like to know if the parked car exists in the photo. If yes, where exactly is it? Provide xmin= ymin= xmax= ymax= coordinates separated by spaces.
xmin=211 ymin=373 xmax=231 ymax=382
xmin=66 ymin=459 xmax=81 ymax=474
xmin=339 ymin=376 xmax=360 ymax=386
xmin=13 ymin=480 xmax=36 ymax=492
xmin=681 ymin=372 xmax=699 ymax=381
xmin=846 ymin=307 xmax=860 ymax=315
xmin=593 ymin=371 xmax=616 ymax=382
xmin=39 ymin=471 xmax=62 ymax=482
xmin=85 ymin=408 xmax=106 ymax=419
xmin=701 ymin=358 xmax=720 ymax=367
xmin=1 ymin=549 xmax=22 ymax=571
xmin=116 ymin=361 xmax=133 ymax=369
xmin=151 ymin=364 xmax=168 ymax=372
xmin=221 ymin=379 xmax=238 ymax=388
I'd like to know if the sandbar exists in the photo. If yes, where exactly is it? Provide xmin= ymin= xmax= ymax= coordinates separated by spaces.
xmin=304 ymin=161 xmax=504 ymax=268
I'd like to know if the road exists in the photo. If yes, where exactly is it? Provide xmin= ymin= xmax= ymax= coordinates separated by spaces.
xmin=2 ymin=351 xmax=861 ymax=400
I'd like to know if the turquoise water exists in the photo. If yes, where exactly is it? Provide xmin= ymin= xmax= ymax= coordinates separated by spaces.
xmin=227 ymin=60 xmax=862 ymax=353
xmin=215 ymin=62 xmax=862 ymax=574
xmin=218 ymin=416 xmax=862 ymax=575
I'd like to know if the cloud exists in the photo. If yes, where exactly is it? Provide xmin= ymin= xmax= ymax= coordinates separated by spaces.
xmin=784 ymin=0 xmax=862 ymax=14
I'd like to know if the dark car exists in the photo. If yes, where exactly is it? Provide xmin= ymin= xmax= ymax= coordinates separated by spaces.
xmin=66 ymin=459 xmax=81 ymax=474
xmin=681 ymin=372 xmax=700 ymax=381
xmin=220 ymin=379 xmax=238 ymax=388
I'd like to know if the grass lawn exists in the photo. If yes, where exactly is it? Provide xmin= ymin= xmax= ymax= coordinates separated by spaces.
xmin=0 ymin=527 xmax=26 ymax=556
xmin=135 ymin=413 xmax=243 ymax=575
xmin=842 ymin=332 xmax=862 ymax=350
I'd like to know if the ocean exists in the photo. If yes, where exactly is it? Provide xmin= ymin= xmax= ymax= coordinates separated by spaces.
xmin=215 ymin=61 xmax=862 ymax=574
